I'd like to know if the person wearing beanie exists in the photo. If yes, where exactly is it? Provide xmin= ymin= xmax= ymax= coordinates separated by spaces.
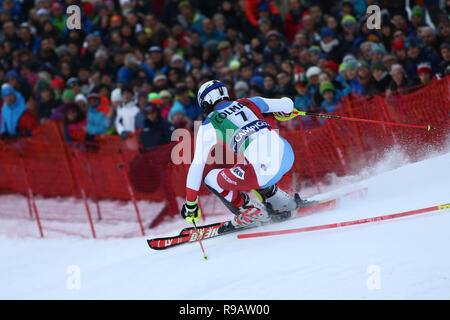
xmin=5 ymin=69 xmax=32 ymax=101
xmin=322 ymin=60 xmax=338 ymax=75
xmin=392 ymin=37 xmax=407 ymax=64
xmin=322 ymin=60 xmax=346 ymax=93
xmin=319 ymin=81 xmax=342 ymax=113
xmin=139 ymin=102 xmax=175 ymax=150
xmin=319 ymin=27 xmax=342 ymax=63
xmin=404 ymin=36 xmax=441 ymax=80
xmin=50 ymin=2 xmax=67 ymax=32
xmin=1 ymin=84 xmax=37 ymax=139
xmin=371 ymin=62 xmax=391 ymax=93
xmin=244 ymin=0 xmax=283 ymax=32
xmin=387 ymin=64 xmax=418 ymax=94
xmin=343 ymin=59 xmax=364 ymax=96
xmin=340 ymin=14 xmax=358 ymax=55
xmin=50 ymin=89 xmax=84 ymax=121
xmin=157 ymin=90 xmax=173 ymax=120
xmin=308 ymin=45 xmax=322 ymax=65
xmin=110 ymin=88 xmax=123 ymax=109
xmin=357 ymin=61 xmax=375 ymax=94
xmin=304 ymin=66 xmax=323 ymax=109
xmin=371 ymin=43 xmax=386 ymax=64
xmin=135 ymin=89 xmax=150 ymax=114
xmin=37 ymin=84 xmax=62 ymax=122
xmin=75 ymin=94 xmax=88 ymax=112
xmin=341 ymin=14 xmax=357 ymax=28
xmin=135 ymin=92 xmax=162 ymax=130
xmin=50 ymin=77 xmax=64 ymax=99
xmin=61 ymin=89 xmax=76 ymax=103
xmin=85 ymin=93 xmax=112 ymax=137
xmin=234 ymin=80 xmax=250 ymax=100
xmin=319 ymin=81 xmax=335 ymax=96
xmin=176 ymin=0 xmax=206 ymax=33
xmin=263 ymin=30 xmax=288 ymax=63
xmin=410 ymin=6 xmax=427 ymax=32
xmin=416 ymin=62 xmax=434 ymax=85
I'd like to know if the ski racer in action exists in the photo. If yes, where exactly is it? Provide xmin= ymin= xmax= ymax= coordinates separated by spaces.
xmin=180 ymin=80 xmax=309 ymax=233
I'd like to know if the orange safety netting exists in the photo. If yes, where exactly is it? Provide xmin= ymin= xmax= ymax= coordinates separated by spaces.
xmin=0 ymin=76 xmax=449 ymax=237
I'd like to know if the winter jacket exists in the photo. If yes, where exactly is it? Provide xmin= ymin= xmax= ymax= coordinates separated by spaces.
xmin=115 ymin=100 xmax=140 ymax=135
xmin=321 ymin=93 xmax=343 ymax=113
xmin=199 ymin=28 xmax=227 ymax=45
xmin=373 ymin=73 xmax=392 ymax=94
xmin=177 ymin=11 xmax=205 ymax=33
xmin=1 ymin=89 xmax=27 ymax=136
xmin=284 ymin=8 xmax=309 ymax=43
xmin=404 ymin=48 xmax=441 ymax=81
xmin=86 ymin=97 xmax=111 ymax=135
xmin=63 ymin=118 xmax=87 ymax=143
xmin=244 ymin=0 xmax=281 ymax=29
xmin=169 ymin=99 xmax=201 ymax=122
xmin=116 ymin=62 xmax=155 ymax=86
xmin=139 ymin=113 xmax=175 ymax=150
xmin=38 ymin=94 xmax=61 ymax=120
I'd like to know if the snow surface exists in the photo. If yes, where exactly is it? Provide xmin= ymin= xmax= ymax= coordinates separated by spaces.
xmin=0 ymin=149 xmax=449 ymax=299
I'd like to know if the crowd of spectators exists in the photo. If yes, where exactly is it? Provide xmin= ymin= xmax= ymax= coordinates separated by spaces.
xmin=1 ymin=0 xmax=449 ymax=149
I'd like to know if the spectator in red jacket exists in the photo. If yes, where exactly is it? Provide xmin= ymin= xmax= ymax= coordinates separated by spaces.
xmin=245 ymin=0 xmax=283 ymax=32
xmin=284 ymin=0 xmax=309 ymax=44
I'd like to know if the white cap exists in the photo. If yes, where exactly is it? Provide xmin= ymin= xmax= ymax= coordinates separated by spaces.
xmin=171 ymin=54 xmax=184 ymax=64
xmin=36 ymin=8 xmax=49 ymax=18
xmin=75 ymin=94 xmax=87 ymax=104
xmin=110 ymin=88 xmax=122 ymax=102
xmin=306 ymin=66 xmax=321 ymax=78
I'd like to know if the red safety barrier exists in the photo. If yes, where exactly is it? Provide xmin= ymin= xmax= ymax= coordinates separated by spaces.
xmin=0 ymin=76 xmax=449 ymax=238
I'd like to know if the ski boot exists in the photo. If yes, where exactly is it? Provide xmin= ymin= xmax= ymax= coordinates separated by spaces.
xmin=218 ymin=193 xmax=270 ymax=234
xmin=253 ymin=185 xmax=316 ymax=222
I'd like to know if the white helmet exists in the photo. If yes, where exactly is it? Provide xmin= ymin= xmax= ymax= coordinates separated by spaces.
xmin=197 ymin=80 xmax=229 ymax=114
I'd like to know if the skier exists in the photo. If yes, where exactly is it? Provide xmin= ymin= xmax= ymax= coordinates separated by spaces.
xmin=180 ymin=80 xmax=307 ymax=232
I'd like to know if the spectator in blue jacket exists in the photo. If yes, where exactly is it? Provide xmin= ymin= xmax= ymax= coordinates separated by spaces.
xmin=116 ymin=53 xmax=155 ymax=86
xmin=320 ymin=81 xmax=343 ymax=113
xmin=1 ymin=84 xmax=27 ymax=138
xmin=198 ymin=17 xmax=226 ymax=45
xmin=343 ymin=59 xmax=364 ymax=95
xmin=169 ymin=85 xmax=201 ymax=122
xmin=86 ymin=93 xmax=110 ymax=136
xmin=177 ymin=1 xmax=205 ymax=32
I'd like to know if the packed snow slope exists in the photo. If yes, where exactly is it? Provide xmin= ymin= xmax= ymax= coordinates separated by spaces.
xmin=0 ymin=150 xmax=449 ymax=299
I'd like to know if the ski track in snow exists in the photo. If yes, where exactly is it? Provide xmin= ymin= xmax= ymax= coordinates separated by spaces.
xmin=0 ymin=149 xmax=449 ymax=299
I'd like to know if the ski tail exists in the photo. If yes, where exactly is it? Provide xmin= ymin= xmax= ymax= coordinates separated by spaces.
xmin=147 ymin=234 xmax=190 ymax=250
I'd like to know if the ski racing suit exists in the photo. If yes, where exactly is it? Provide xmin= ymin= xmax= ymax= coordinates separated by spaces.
xmin=185 ymin=96 xmax=295 ymax=210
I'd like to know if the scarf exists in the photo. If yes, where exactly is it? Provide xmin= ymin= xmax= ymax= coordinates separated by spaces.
xmin=320 ymin=39 xmax=339 ymax=53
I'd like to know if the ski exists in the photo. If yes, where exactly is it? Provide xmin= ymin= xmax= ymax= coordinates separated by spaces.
xmin=147 ymin=187 xmax=367 ymax=250
xmin=147 ymin=221 xmax=227 ymax=250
